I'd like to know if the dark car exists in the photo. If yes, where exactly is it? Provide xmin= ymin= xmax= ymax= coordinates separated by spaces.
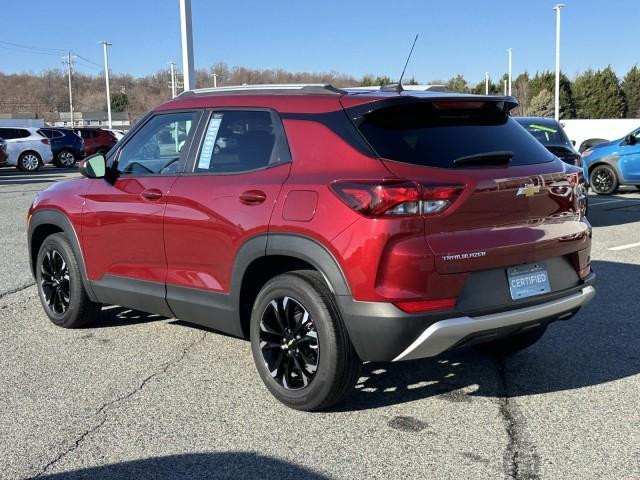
xmin=38 ymin=128 xmax=85 ymax=168
xmin=0 ymin=137 xmax=7 ymax=167
xmin=28 ymin=84 xmax=594 ymax=411
xmin=515 ymin=117 xmax=582 ymax=167
xmin=72 ymin=128 xmax=118 ymax=156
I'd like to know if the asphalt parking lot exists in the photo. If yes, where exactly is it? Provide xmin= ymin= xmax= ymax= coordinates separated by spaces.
xmin=0 ymin=166 xmax=638 ymax=480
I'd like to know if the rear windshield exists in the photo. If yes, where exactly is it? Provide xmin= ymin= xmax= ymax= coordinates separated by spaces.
xmin=355 ymin=101 xmax=554 ymax=168
xmin=515 ymin=119 xmax=571 ymax=146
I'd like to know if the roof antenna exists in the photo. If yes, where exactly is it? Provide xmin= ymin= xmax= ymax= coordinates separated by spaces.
xmin=381 ymin=34 xmax=419 ymax=93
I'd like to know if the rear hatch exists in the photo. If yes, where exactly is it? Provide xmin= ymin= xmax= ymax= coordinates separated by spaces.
xmin=343 ymin=96 xmax=589 ymax=276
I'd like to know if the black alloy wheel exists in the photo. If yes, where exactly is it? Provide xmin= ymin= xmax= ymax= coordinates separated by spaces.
xmin=259 ymin=296 xmax=319 ymax=390
xmin=40 ymin=249 xmax=71 ymax=316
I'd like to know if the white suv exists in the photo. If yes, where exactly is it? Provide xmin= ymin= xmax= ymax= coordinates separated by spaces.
xmin=0 ymin=127 xmax=54 ymax=172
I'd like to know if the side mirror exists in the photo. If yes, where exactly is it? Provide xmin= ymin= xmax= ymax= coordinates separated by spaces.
xmin=571 ymin=140 xmax=576 ymax=146
xmin=79 ymin=153 xmax=106 ymax=178
xmin=624 ymin=134 xmax=636 ymax=146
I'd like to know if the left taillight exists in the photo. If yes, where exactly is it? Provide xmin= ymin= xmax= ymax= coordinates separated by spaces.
xmin=330 ymin=180 xmax=464 ymax=217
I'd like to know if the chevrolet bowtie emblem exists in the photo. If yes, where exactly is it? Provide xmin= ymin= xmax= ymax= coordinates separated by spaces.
xmin=517 ymin=183 xmax=540 ymax=197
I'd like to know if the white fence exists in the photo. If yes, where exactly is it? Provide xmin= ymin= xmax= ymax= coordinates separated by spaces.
xmin=561 ymin=119 xmax=640 ymax=151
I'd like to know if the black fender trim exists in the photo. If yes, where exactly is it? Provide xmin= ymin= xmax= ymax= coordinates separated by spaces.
xmin=262 ymin=233 xmax=351 ymax=296
xmin=28 ymin=209 xmax=98 ymax=302
xmin=588 ymin=156 xmax=625 ymax=184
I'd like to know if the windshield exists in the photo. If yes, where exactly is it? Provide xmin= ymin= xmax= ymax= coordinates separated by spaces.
xmin=355 ymin=102 xmax=554 ymax=168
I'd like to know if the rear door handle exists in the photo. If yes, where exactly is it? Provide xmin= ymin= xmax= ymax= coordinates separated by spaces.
xmin=141 ymin=188 xmax=163 ymax=201
xmin=239 ymin=190 xmax=267 ymax=205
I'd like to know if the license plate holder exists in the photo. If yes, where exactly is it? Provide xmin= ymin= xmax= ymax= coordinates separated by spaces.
xmin=507 ymin=263 xmax=551 ymax=300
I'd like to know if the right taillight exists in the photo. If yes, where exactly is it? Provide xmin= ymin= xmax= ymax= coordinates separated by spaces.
xmin=330 ymin=180 xmax=463 ymax=217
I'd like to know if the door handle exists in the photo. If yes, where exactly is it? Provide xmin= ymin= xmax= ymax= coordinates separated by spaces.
xmin=141 ymin=188 xmax=163 ymax=201
xmin=239 ymin=190 xmax=267 ymax=205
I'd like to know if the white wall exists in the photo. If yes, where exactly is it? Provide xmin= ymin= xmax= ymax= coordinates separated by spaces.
xmin=561 ymin=119 xmax=640 ymax=151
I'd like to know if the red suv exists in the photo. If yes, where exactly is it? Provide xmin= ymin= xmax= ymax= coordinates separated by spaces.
xmin=28 ymin=85 xmax=595 ymax=410
xmin=73 ymin=128 xmax=118 ymax=157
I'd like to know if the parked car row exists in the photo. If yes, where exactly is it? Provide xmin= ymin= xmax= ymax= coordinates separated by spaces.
xmin=0 ymin=127 xmax=119 ymax=172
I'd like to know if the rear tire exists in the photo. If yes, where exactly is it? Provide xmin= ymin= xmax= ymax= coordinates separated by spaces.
xmin=36 ymin=233 xmax=101 ymax=328
xmin=17 ymin=151 xmax=41 ymax=172
xmin=56 ymin=149 xmax=76 ymax=168
xmin=590 ymin=164 xmax=619 ymax=195
xmin=250 ymin=270 xmax=360 ymax=411
xmin=478 ymin=327 xmax=546 ymax=355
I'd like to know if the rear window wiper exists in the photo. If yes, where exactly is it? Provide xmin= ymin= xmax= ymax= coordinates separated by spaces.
xmin=452 ymin=151 xmax=513 ymax=166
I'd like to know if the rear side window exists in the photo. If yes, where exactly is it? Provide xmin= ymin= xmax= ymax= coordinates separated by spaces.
xmin=16 ymin=129 xmax=31 ymax=138
xmin=0 ymin=128 xmax=16 ymax=139
xmin=355 ymin=102 xmax=554 ymax=168
xmin=195 ymin=110 xmax=289 ymax=173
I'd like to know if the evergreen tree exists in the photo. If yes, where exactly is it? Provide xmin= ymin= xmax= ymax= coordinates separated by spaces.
xmin=512 ymin=72 xmax=530 ymax=116
xmin=529 ymin=89 xmax=554 ymax=117
xmin=446 ymin=74 xmax=470 ymax=93
xmin=574 ymin=66 xmax=626 ymax=118
xmin=529 ymin=71 xmax=575 ymax=118
xmin=622 ymin=66 xmax=640 ymax=118
xmin=110 ymin=92 xmax=129 ymax=112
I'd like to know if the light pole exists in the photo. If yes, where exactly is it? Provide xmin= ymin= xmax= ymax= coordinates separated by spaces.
xmin=485 ymin=72 xmax=489 ymax=95
xmin=179 ymin=0 xmax=195 ymax=91
xmin=63 ymin=52 xmax=76 ymax=127
xmin=99 ymin=41 xmax=113 ymax=129
xmin=169 ymin=61 xmax=177 ymax=98
xmin=210 ymin=73 xmax=218 ymax=88
xmin=507 ymin=48 xmax=513 ymax=96
xmin=554 ymin=4 xmax=566 ymax=121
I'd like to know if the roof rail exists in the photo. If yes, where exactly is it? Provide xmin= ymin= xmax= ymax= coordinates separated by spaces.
xmin=177 ymin=84 xmax=346 ymax=97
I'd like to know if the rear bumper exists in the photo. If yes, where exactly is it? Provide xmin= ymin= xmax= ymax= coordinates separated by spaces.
xmin=339 ymin=272 xmax=596 ymax=362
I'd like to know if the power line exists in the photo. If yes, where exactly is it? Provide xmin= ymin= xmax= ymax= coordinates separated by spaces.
xmin=0 ymin=40 xmax=66 ymax=54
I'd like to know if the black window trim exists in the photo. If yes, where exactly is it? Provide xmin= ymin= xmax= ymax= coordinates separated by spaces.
xmin=183 ymin=107 xmax=292 ymax=177
xmin=107 ymin=109 xmax=204 ymax=178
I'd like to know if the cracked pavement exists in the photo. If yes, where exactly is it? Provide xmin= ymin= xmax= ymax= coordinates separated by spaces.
xmin=1 ymin=167 xmax=639 ymax=479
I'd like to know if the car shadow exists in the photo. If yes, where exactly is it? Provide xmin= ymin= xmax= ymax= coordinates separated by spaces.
xmin=38 ymin=452 xmax=329 ymax=479
xmin=587 ymin=190 xmax=640 ymax=228
xmin=90 ymin=305 xmax=167 ymax=329
xmin=335 ymin=259 xmax=640 ymax=411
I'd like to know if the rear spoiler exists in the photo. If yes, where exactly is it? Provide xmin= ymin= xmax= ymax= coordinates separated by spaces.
xmin=341 ymin=94 xmax=519 ymax=122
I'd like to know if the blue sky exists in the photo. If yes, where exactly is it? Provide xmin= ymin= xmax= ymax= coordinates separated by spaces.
xmin=1 ymin=0 xmax=636 ymax=83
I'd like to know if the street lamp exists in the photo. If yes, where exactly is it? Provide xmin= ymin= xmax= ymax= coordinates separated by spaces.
xmin=179 ymin=0 xmax=195 ymax=91
xmin=485 ymin=72 xmax=489 ymax=95
xmin=99 ymin=41 xmax=112 ymax=129
xmin=554 ymin=4 xmax=566 ymax=121
xmin=507 ymin=48 xmax=513 ymax=96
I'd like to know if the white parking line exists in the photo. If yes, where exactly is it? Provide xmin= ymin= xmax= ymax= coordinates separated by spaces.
xmin=608 ymin=242 xmax=640 ymax=251
xmin=589 ymin=199 xmax=633 ymax=207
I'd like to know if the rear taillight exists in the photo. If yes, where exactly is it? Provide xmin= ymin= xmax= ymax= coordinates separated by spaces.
xmin=41 ymin=138 xmax=49 ymax=145
xmin=331 ymin=181 xmax=464 ymax=217
xmin=572 ymin=155 xmax=582 ymax=168
xmin=394 ymin=297 xmax=457 ymax=313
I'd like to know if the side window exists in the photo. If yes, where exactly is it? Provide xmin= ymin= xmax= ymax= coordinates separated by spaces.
xmin=114 ymin=111 xmax=199 ymax=175
xmin=195 ymin=110 xmax=288 ymax=173
xmin=17 ymin=129 xmax=31 ymax=138
xmin=0 ymin=129 xmax=14 ymax=140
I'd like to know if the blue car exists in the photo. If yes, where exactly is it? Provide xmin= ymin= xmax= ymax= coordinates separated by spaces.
xmin=582 ymin=127 xmax=640 ymax=195
xmin=38 ymin=127 xmax=85 ymax=168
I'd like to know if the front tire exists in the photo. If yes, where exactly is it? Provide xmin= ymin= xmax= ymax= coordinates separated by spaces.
xmin=250 ymin=270 xmax=360 ymax=411
xmin=590 ymin=164 xmax=619 ymax=195
xmin=36 ymin=233 xmax=101 ymax=328
xmin=17 ymin=151 xmax=41 ymax=172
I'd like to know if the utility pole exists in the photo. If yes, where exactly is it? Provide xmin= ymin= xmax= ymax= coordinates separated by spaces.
xmin=485 ymin=72 xmax=489 ymax=95
xmin=507 ymin=48 xmax=513 ymax=96
xmin=62 ymin=52 xmax=76 ymax=127
xmin=99 ymin=41 xmax=113 ymax=129
xmin=211 ymin=73 xmax=218 ymax=88
xmin=169 ymin=61 xmax=177 ymax=98
xmin=554 ymin=4 xmax=566 ymax=121
xmin=179 ymin=0 xmax=195 ymax=91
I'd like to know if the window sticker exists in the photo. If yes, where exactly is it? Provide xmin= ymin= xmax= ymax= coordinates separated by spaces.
xmin=198 ymin=114 xmax=223 ymax=170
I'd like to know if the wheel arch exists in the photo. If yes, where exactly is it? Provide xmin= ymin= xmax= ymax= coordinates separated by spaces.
xmin=28 ymin=209 xmax=97 ymax=301
xmin=232 ymin=233 xmax=351 ymax=338
xmin=587 ymin=157 xmax=624 ymax=183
